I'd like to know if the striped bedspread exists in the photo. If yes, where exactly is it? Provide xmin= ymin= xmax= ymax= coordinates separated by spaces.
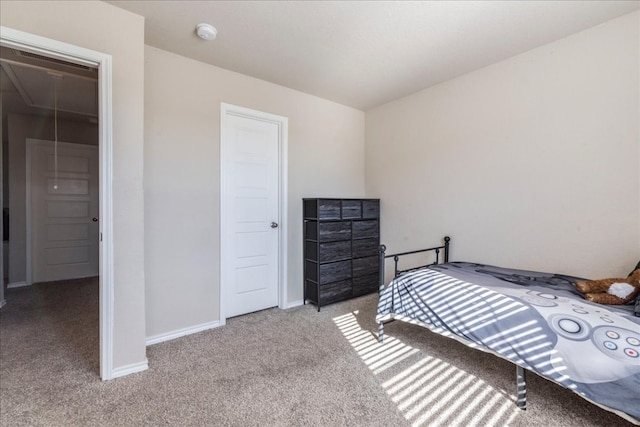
xmin=376 ymin=262 xmax=640 ymax=423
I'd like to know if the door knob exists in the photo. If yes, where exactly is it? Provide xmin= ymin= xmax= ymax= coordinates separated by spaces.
xmin=270 ymin=222 xmax=278 ymax=228
xmin=92 ymin=218 xmax=98 ymax=222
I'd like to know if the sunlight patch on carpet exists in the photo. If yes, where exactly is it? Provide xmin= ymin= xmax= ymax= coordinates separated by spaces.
xmin=333 ymin=311 xmax=521 ymax=427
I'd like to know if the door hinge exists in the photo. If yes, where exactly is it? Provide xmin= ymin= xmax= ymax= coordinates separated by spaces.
xmin=100 ymin=232 xmax=103 ymax=242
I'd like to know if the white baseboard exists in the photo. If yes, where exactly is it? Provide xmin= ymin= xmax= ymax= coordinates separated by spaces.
xmin=110 ymin=359 xmax=149 ymax=379
xmin=146 ymin=320 xmax=222 ymax=346
xmin=7 ymin=281 xmax=29 ymax=289
xmin=283 ymin=299 xmax=304 ymax=309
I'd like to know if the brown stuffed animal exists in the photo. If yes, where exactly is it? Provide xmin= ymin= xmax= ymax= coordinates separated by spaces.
xmin=575 ymin=270 xmax=640 ymax=305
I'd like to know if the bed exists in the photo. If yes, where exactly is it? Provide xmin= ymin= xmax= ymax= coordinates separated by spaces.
xmin=376 ymin=237 xmax=640 ymax=425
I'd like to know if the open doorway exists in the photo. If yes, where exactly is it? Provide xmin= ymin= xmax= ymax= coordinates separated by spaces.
xmin=1 ymin=45 xmax=100 ymax=372
xmin=0 ymin=27 xmax=116 ymax=380
xmin=1 ymin=47 xmax=99 ymax=285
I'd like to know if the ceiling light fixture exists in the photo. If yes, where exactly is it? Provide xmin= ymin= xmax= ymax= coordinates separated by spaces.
xmin=196 ymin=23 xmax=217 ymax=41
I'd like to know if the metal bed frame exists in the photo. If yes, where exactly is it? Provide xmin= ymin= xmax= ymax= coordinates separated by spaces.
xmin=376 ymin=236 xmax=528 ymax=410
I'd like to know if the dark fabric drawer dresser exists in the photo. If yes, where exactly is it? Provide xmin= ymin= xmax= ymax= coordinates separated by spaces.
xmin=303 ymin=198 xmax=380 ymax=311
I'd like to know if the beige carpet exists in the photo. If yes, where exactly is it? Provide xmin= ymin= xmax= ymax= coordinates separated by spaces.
xmin=0 ymin=278 xmax=634 ymax=426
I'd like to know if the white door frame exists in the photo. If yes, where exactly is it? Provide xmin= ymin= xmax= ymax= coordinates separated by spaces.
xmin=220 ymin=103 xmax=288 ymax=325
xmin=0 ymin=26 xmax=115 ymax=380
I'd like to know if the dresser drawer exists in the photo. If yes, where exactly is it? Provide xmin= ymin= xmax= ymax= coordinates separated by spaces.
xmin=352 ymin=256 xmax=378 ymax=277
xmin=362 ymin=200 xmax=380 ymax=219
xmin=352 ymin=238 xmax=378 ymax=258
xmin=353 ymin=274 xmax=379 ymax=297
xmin=319 ymin=279 xmax=353 ymax=305
xmin=319 ymin=260 xmax=352 ymax=284
xmin=306 ymin=240 xmax=351 ymax=263
xmin=341 ymin=200 xmax=361 ymax=219
xmin=318 ymin=221 xmax=351 ymax=242
xmin=352 ymin=220 xmax=378 ymax=239
xmin=318 ymin=199 xmax=341 ymax=220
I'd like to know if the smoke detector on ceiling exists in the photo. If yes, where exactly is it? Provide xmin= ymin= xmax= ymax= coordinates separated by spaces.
xmin=196 ymin=23 xmax=217 ymax=41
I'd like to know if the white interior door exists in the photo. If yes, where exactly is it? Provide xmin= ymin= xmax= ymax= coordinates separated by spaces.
xmin=29 ymin=139 xmax=99 ymax=283
xmin=222 ymin=111 xmax=281 ymax=318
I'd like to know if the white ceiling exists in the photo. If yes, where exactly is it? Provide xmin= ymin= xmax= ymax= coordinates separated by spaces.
xmin=107 ymin=0 xmax=639 ymax=110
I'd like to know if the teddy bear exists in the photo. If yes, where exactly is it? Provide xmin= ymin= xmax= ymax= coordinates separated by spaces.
xmin=574 ymin=269 xmax=640 ymax=305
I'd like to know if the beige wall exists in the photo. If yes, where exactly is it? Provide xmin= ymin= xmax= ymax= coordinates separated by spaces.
xmin=0 ymin=1 xmax=146 ymax=369
xmin=366 ymin=11 xmax=640 ymax=279
xmin=144 ymin=46 xmax=365 ymax=338
xmin=6 ymin=114 xmax=97 ymax=285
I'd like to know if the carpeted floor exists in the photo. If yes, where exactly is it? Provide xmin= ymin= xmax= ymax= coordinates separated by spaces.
xmin=0 ymin=278 xmax=634 ymax=426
